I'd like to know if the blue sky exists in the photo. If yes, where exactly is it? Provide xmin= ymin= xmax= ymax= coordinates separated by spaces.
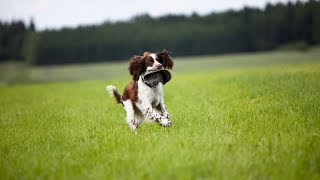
xmin=0 ymin=0 xmax=303 ymax=30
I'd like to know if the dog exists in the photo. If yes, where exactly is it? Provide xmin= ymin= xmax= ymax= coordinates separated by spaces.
xmin=106 ymin=50 xmax=174 ymax=131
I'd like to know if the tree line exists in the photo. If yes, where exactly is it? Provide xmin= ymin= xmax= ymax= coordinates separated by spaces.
xmin=0 ymin=20 xmax=35 ymax=61
xmin=1 ymin=0 xmax=319 ymax=65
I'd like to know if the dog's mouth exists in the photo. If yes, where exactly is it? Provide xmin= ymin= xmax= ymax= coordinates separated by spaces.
xmin=143 ymin=69 xmax=172 ymax=85
xmin=146 ymin=67 xmax=163 ymax=72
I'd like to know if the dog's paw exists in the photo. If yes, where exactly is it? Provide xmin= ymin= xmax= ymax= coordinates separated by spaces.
xmin=162 ymin=112 xmax=170 ymax=120
xmin=128 ymin=122 xmax=138 ymax=131
xmin=159 ymin=118 xmax=172 ymax=127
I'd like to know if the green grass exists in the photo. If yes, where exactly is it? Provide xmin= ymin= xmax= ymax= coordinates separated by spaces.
xmin=1 ymin=49 xmax=320 ymax=179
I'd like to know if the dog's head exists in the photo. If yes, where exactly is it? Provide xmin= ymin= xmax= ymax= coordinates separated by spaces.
xmin=128 ymin=49 xmax=174 ymax=81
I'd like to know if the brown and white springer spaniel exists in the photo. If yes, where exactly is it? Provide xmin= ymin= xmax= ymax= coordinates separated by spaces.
xmin=106 ymin=50 xmax=174 ymax=131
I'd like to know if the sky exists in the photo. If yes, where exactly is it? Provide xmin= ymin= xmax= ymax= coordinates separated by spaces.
xmin=0 ymin=0 xmax=303 ymax=30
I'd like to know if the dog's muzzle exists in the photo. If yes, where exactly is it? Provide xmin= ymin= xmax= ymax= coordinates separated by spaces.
xmin=142 ymin=69 xmax=172 ymax=87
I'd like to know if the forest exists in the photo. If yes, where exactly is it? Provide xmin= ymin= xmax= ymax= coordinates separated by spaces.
xmin=0 ymin=0 xmax=319 ymax=65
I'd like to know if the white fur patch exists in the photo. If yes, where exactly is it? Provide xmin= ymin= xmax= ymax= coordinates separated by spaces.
xmin=147 ymin=53 xmax=162 ymax=71
xmin=106 ymin=85 xmax=116 ymax=97
xmin=123 ymin=100 xmax=137 ymax=131
xmin=150 ymin=53 xmax=157 ymax=60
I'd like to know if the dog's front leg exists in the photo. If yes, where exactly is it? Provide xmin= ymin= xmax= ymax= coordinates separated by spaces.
xmin=143 ymin=105 xmax=172 ymax=127
xmin=157 ymin=99 xmax=170 ymax=120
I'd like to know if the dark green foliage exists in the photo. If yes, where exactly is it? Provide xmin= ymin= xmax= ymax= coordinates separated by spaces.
xmin=0 ymin=21 xmax=27 ymax=61
xmin=0 ymin=0 xmax=320 ymax=65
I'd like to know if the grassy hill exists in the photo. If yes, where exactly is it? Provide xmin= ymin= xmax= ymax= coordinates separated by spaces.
xmin=0 ymin=49 xmax=320 ymax=179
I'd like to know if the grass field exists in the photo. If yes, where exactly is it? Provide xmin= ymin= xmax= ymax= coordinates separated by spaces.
xmin=1 ymin=49 xmax=320 ymax=179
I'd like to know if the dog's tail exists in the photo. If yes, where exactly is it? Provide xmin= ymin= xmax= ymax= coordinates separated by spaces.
xmin=106 ymin=85 xmax=122 ymax=104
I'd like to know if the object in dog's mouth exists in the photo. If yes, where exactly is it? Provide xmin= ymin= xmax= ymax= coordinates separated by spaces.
xmin=143 ymin=69 xmax=172 ymax=86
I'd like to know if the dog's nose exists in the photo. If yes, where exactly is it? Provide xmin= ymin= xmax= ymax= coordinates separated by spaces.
xmin=156 ymin=64 xmax=163 ymax=69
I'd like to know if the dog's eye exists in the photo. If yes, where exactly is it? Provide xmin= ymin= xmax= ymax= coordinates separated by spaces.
xmin=157 ymin=58 xmax=163 ymax=63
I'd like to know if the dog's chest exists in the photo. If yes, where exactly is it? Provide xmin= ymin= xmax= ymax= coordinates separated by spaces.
xmin=137 ymin=82 xmax=163 ymax=107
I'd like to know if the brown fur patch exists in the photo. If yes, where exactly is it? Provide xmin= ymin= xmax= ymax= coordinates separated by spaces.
xmin=128 ymin=56 xmax=145 ymax=81
xmin=156 ymin=49 xmax=174 ymax=69
xmin=122 ymin=81 xmax=138 ymax=102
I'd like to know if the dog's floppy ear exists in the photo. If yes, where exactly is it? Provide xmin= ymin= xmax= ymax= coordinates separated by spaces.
xmin=129 ymin=55 xmax=146 ymax=81
xmin=157 ymin=49 xmax=174 ymax=69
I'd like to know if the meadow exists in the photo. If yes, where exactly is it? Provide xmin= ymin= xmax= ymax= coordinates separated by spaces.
xmin=0 ymin=48 xmax=320 ymax=179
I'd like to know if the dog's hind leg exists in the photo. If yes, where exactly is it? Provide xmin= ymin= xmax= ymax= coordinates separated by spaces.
xmin=134 ymin=111 xmax=144 ymax=128
xmin=123 ymin=100 xmax=137 ymax=131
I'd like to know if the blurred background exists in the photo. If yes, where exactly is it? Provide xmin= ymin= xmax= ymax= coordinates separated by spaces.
xmin=0 ymin=0 xmax=319 ymax=84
